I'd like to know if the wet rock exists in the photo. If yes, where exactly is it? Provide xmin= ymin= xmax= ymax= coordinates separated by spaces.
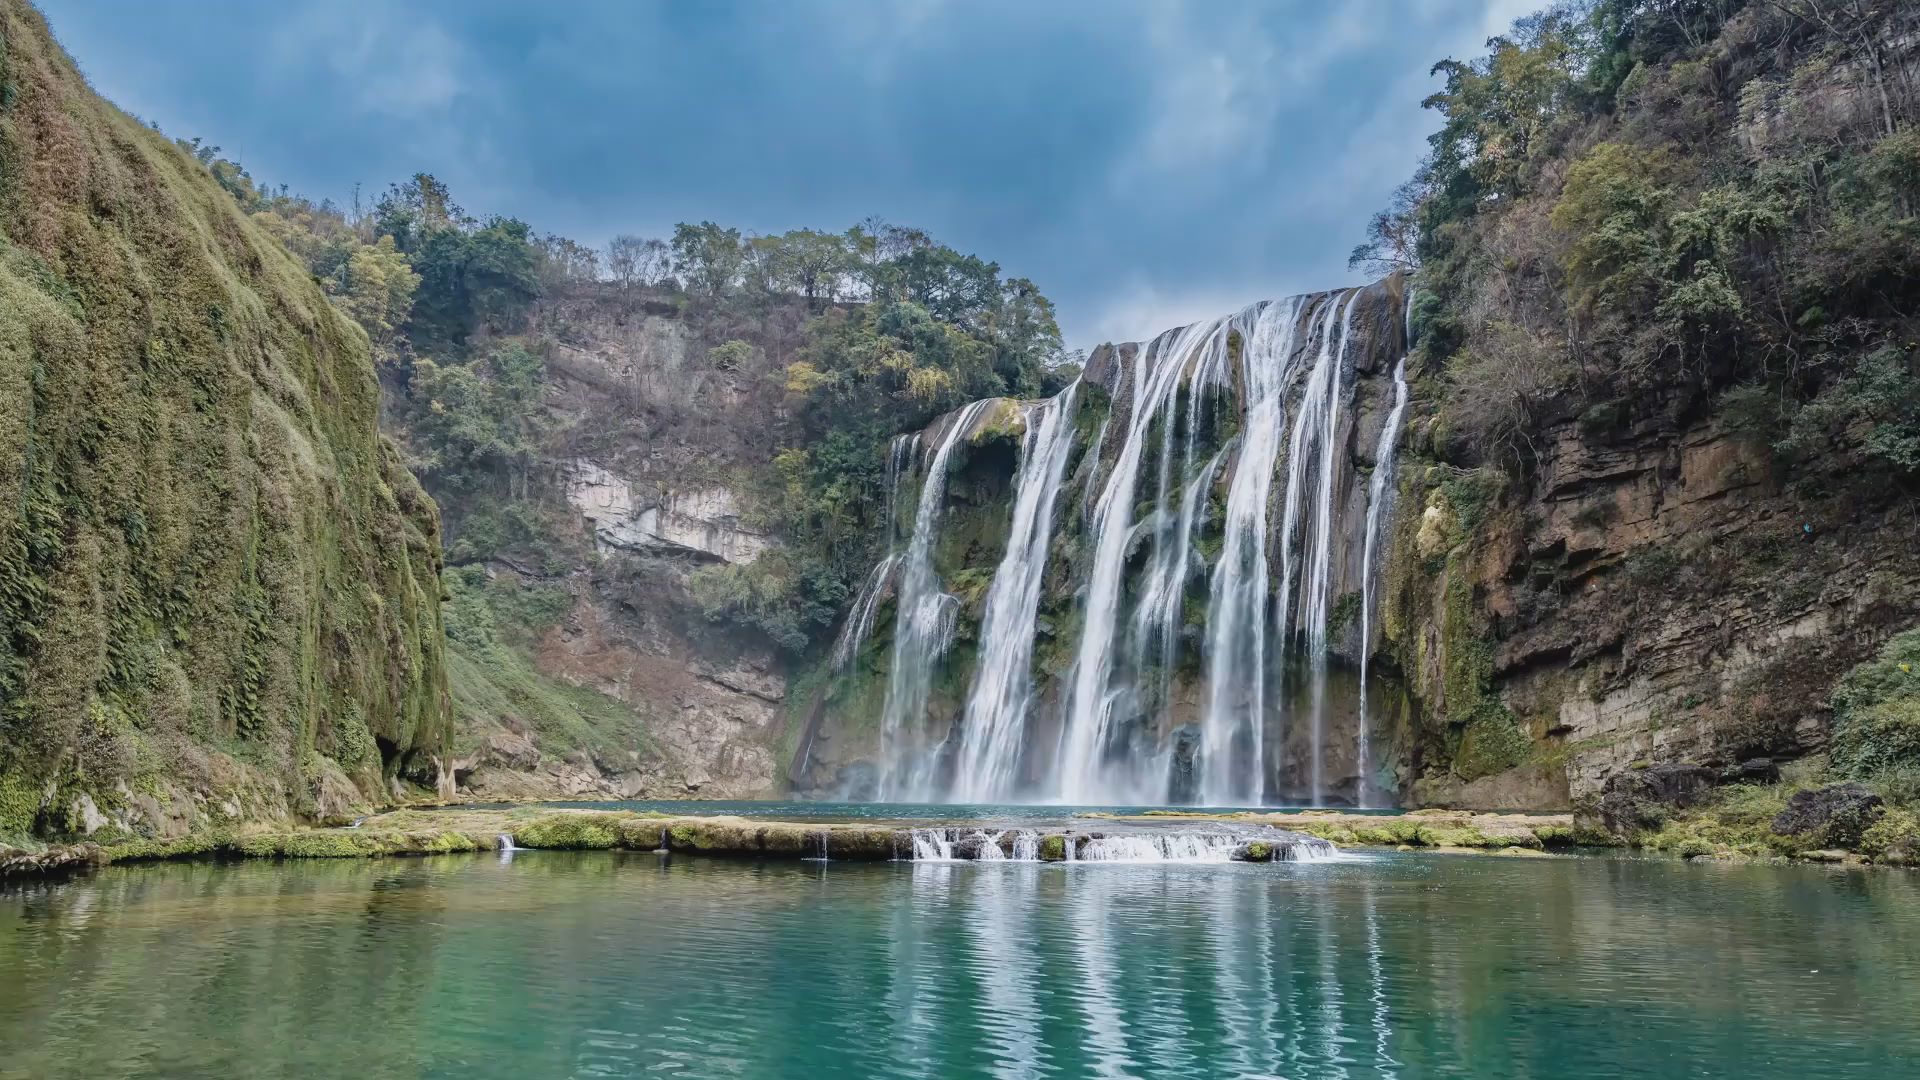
xmin=1231 ymin=841 xmax=1275 ymax=862
xmin=1592 ymin=764 xmax=1717 ymax=835
xmin=1771 ymin=784 xmax=1885 ymax=848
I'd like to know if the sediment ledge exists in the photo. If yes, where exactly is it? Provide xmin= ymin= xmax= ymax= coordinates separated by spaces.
xmin=2 ymin=807 xmax=1589 ymax=878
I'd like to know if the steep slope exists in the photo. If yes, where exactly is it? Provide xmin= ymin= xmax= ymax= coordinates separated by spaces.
xmin=1372 ymin=0 xmax=1920 ymax=812
xmin=0 ymin=1 xmax=450 ymax=841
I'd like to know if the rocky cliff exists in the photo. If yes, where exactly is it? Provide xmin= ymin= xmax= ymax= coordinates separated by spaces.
xmin=427 ymin=290 xmax=807 ymax=801
xmin=0 ymin=0 xmax=449 ymax=842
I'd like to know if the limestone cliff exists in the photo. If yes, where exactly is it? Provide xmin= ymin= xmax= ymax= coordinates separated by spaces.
xmin=427 ymin=289 xmax=804 ymax=801
xmin=0 ymin=0 xmax=449 ymax=841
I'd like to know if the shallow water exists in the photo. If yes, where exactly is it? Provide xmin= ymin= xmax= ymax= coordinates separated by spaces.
xmin=2 ymin=851 xmax=1916 ymax=1079
xmin=437 ymin=798 xmax=1411 ymax=822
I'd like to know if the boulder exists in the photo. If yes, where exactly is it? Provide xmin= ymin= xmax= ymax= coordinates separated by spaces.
xmin=1592 ymin=764 xmax=1717 ymax=834
xmin=1771 ymin=784 xmax=1885 ymax=848
xmin=1720 ymin=758 xmax=1781 ymax=784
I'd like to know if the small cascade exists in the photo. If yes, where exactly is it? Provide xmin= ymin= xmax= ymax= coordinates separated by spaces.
xmin=911 ymin=828 xmax=956 ymax=861
xmin=877 ymin=399 xmax=996 ymax=798
xmin=831 ymin=432 xmax=921 ymax=672
xmin=497 ymin=832 xmax=517 ymax=850
xmin=1010 ymin=830 xmax=1041 ymax=862
xmin=950 ymin=382 xmax=1082 ymax=802
xmin=900 ymin=826 xmax=1335 ymax=863
xmin=1077 ymin=833 xmax=1241 ymax=862
xmin=1356 ymin=327 xmax=1412 ymax=807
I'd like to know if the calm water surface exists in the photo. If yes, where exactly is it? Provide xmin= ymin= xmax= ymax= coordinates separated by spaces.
xmin=2 ymin=851 xmax=1915 ymax=1079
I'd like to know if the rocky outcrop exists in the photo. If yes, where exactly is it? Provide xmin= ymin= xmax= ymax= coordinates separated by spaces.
xmin=567 ymin=462 xmax=771 ymax=564
xmin=1771 ymin=784 xmax=1886 ymax=849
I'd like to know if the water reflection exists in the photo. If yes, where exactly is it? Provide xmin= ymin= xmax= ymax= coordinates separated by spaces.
xmin=3 ymin=853 xmax=1919 ymax=1079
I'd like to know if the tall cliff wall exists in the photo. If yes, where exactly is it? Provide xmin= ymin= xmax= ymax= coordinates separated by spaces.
xmin=0 ymin=1 xmax=449 ymax=840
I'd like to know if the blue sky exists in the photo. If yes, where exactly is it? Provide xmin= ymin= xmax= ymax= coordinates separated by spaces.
xmin=39 ymin=0 xmax=1535 ymax=348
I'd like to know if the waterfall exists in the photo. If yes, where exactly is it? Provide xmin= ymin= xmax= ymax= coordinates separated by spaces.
xmin=949 ymin=382 xmax=1082 ymax=802
xmin=1271 ymin=291 xmax=1357 ymax=806
xmin=1356 ymin=301 xmax=1413 ymax=808
xmin=851 ymin=280 xmax=1416 ymax=808
xmin=1198 ymin=298 xmax=1307 ymax=806
xmin=831 ymin=432 xmax=921 ymax=672
xmin=1056 ymin=318 xmax=1229 ymax=803
xmin=877 ymin=400 xmax=995 ymax=799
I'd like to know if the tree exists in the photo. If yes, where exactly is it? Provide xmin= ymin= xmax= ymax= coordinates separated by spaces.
xmin=1348 ymin=172 xmax=1430 ymax=275
xmin=538 ymin=233 xmax=601 ymax=288
xmin=374 ymin=173 xmax=466 ymax=254
xmin=671 ymin=221 xmax=746 ymax=299
xmin=332 ymin=235 xmax=420 ymax=345
xmin=771 ymin=228 xmax=852 ymax=307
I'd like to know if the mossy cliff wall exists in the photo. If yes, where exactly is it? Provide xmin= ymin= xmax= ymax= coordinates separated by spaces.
xmin=0 ymin=1 xmax=451 ymax=841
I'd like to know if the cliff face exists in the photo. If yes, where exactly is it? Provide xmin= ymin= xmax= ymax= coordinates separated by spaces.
xmin=1386 ymin=384 xmax=1919 ymax=811
xmin=432 ymin=291 xmax=801 ymax=801
xmin=0 ymin=1 xmax=449 ymax=840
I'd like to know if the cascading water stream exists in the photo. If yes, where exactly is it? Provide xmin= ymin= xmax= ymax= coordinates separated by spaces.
xmin=831 ymin=433 xmax=921 ymax=672
xmin=877 ymin=400 xmax=995 ymax=799
xmin=1198 ymin=298 xmax=1306 ymax=806
xmin=1356 ymin=300 xmax=1413 ymax=807
xmin=1270 ymin=291 xmax=1356 ymax=807
xmin=1056 ymin=318 xmax=1229 ymax=803
xmin=1302 ymin=296 xmax=1359 ymax=805
xmin=949 ymin=382 xmax=1082 ymax=802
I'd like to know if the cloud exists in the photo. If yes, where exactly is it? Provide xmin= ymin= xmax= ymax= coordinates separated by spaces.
xmin=271 ymin=3 xmax=470 ymax=118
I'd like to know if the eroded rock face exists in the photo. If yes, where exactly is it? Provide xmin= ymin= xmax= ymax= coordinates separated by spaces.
xmin=567 ymin=462 xmax=771 ymax=564
xmin=1414 ymin=383 xmax=1920 ymax=809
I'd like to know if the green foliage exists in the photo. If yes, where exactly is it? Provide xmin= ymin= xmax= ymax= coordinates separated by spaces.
xmin=1453 ymin=703 xmax=1531 ymax=781
xmin=1552 ymin=142 xmax=1676 ymax=315
xmin=404 ymin=342 xmax=550 ymax=494
xmin=405 ymin=214 xmax=542 ymax=348
xmin=1777 ymin=345 xmax=1920 ymax=474
xmin=1829 ymin=628 xmax=1920 ymax=782
xmin=441 ymin=565 xmax=645 ymax=760
xmin=688 ymin=553 xmax=847 ymax=652
xmin=0 ymin=6 xmax=449 ymax=834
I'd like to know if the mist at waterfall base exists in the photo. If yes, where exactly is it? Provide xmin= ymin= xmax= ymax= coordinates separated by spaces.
xmin=9 ymin=852 xmax=1918 ymax=1079
xmin=825 ymin=281 xmax=1415 ymax=809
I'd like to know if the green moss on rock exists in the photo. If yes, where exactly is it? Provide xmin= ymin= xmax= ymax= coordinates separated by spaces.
xmin=0 ymin=1 xmax=450 ymax=835
xmin=514 ymin=814 xmax=623 ymax=849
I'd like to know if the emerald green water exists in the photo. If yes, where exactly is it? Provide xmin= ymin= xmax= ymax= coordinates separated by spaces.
xmin=3 ymin=852 xmax=1916 ymax=1078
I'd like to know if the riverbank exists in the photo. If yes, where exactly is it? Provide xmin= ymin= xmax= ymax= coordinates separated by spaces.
xmin=11 ymin=801 xmax=1916 ymax=879
xmin=5 ymin=806 xmax=1576 ymax=877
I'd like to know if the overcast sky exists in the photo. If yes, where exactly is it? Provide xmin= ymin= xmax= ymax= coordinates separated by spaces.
xmin=39 ymin=0 xmax=1537 ymax=349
